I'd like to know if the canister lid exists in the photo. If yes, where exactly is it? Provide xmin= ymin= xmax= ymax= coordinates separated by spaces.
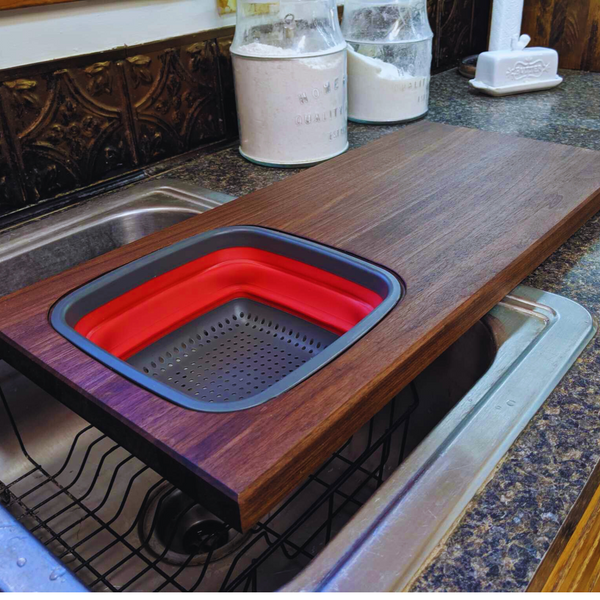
xmin=341 ymin=0 xmax=433 ymax=44
xmin=231 ymin=0 xmax=346 ymax=58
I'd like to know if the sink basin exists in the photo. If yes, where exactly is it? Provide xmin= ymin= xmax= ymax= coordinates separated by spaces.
xmin=0 ymin=180 xmax=232 ymax=298
xmin=51 ymin=226 xmax=401 ymax=412
xmin=0 ymin=181 xmax=594 ymax=592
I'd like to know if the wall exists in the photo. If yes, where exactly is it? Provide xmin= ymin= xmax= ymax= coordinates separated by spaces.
xmin=0 ymin=0 xmax=236 ymax=70
xmin=0 ymin=0 xmax=490 ymax=71
xmin=522 ymin=0 xmax=600 ymax=71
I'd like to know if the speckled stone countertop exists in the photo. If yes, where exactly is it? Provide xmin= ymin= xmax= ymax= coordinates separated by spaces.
xmin=155 ymin=68 xmax=600 ymax=591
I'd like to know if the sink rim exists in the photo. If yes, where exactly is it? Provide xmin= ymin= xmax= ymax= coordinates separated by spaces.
xmin=0 ymin=180 xmax=232 ymax=260
xmin=283 ymin=285 xmax=596 ymax=592
xmin=0 ymin=179 xmax=237 ymax=299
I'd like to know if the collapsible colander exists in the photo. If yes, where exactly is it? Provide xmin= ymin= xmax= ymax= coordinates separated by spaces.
xmin=51 ymin=227 xmax=402 ymax=412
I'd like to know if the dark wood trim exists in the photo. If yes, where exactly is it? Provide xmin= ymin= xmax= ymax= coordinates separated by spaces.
xmin=0 ymin=0 xmax=80 ymax=11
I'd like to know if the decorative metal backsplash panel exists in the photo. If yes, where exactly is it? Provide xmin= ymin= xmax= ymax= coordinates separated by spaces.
xmin=0 ymin=62 xmax=136 ymax=204
xmin=0 ymin=34 xmax=234 ymax=218
xmin=0 ymin=112 xmax=25 ymax=210
xmin=124 ymin=42 xmax=225 ymax=165
xmin=0 ymin=0 xmax=491 ymax=220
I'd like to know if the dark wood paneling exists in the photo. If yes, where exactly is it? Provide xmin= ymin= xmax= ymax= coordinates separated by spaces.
xmin=216 ymin=35 xmax=238 ymax=138
xmin=430 ymin=0 xmax=492 ymax=71
xmin=523 ymin=0 xmax=600 ymax=71
xmin=1 ymin=61 xmax=137 ymax=203
xmin=0 ymin=122 xmax=599 ymax=532
xmin=0 ymin=0 xmax=80 ymax=10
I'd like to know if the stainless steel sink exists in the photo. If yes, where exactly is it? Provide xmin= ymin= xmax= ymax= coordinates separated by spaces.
xmin=0 ymin=180 xmax=232 ymax=298
xmin=0 ymin=181 xmax=594 ymax=592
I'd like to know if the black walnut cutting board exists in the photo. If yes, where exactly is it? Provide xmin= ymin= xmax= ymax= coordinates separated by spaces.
xmin=1 ymin=121 xmax=599 ymax=531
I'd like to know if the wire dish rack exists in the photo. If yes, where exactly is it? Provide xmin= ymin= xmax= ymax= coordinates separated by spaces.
xmin=0 ymin=383 xmax=419 ymax=592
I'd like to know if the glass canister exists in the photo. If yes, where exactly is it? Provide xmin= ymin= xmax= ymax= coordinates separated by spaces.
xmin=342 ymin=0 xmax=433 ymax=124
xmin=231 ymin=0 xmax=348 ymax=167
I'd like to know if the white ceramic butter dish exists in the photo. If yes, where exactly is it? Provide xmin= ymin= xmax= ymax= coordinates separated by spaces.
xmin=470 ymin=36 xmax=562 ymax=97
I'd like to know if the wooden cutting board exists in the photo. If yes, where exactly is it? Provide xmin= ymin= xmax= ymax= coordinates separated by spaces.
xmin=1 ymin=122 xmax=599 ymax=532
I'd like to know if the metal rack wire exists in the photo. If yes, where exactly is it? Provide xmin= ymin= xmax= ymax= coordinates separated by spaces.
xmin=0 ymin=382 xmax=419 ymax=592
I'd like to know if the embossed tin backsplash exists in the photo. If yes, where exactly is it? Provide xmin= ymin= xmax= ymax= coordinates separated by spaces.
xmin=0 ymin=31 xmax=236 ymax=219
xmin=0 ymin=0 xmax=491 ymax=221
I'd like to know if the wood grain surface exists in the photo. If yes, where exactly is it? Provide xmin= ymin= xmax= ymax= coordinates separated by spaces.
xmin=0 ymin=0 xmax=79 ymax=10
xmin=1 ymin=122 xmax=600 ymax=532
xmin=523 ymin=0 xmax=600 ymax=71
xmin=529 ymin=463 xmax=600 ymax=591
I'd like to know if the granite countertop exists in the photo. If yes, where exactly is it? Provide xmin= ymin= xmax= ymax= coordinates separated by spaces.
xmin=154 ymin=68 xmax=600 ymax=591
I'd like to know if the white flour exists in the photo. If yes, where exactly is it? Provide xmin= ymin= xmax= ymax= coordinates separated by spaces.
xmin=347 ymin=45 xmax=429 ymax=123
xmin=232 ymin=43 xmax=348 ymax=165
xmin=234 ymin=42 xmax=293 ymax=57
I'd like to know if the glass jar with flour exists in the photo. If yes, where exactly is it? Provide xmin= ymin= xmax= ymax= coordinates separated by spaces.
xmin=231 ymin=0 xmax=348 ymax=167
xmin=342 ymin=0 xmax=433 ymax=124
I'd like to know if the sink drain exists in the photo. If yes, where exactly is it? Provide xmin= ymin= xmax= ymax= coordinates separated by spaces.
xmin=140 ymin=484 xmax=247 ymax=565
